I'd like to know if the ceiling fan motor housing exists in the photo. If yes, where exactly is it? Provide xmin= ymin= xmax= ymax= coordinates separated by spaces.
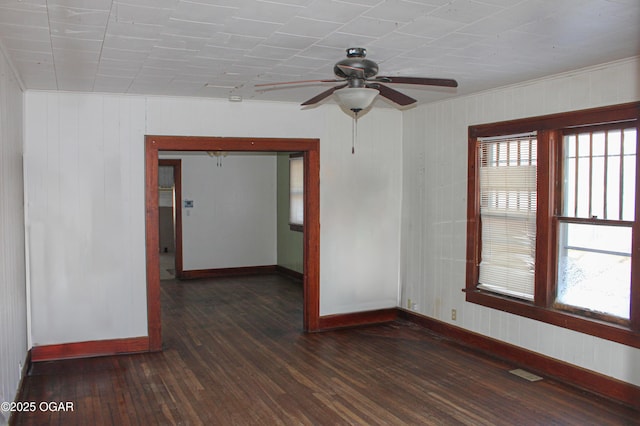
xmin=334 ymin=47 xmax=379 ymax=81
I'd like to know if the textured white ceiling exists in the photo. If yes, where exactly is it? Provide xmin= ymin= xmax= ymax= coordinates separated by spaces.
xmin=0 ymin=0 xmax=638 ymax=108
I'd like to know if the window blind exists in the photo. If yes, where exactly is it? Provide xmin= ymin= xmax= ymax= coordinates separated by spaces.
xmin=289 ymin=156 xmax=304 ymax=225
xmin=158 ymin=166 xmax=174 ymax=189
xmin=477 ymin=133 xmax=537 ymax=300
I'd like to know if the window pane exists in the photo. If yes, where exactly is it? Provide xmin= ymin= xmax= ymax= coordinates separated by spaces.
xmin=478 ymin=135 xmax=537 ymax=300
xmin=577 ymin=155 xmax=590 ymax=217
xmin=606 ymin=131 xmax=621 ymax=220
xmin=592 ymin=151 xmax=605 ymax=219
xmin=556 ymin=222 xmax=631 ymax=319
xmin=622 ymin=155 xmax=636 ymax=221
xmin=289 ymin=156 xmax=304 ymax=225
xmin=563 ymin=127 xmax=637 ymax=220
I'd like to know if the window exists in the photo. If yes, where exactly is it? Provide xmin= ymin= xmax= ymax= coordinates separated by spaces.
xmin=466 ymin=102 xmax=640 ymax=348
xmin=289 ymin=154 xmax=304 ymax=231
xmin=477 ymin=134 xmax=537 ymax=301
xmin=556 ymin=126 xmax=636 ymax=321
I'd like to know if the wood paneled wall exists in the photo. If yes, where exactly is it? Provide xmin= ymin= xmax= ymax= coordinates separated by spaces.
xmin=24 ymin=93 xmax=149 ymax=346
xmin=24 ymin=93 xmax=404 ymax=349
xmin=0 ymin=47 xmax=28 ymax=418
xmin=400 ymin=57 xmax=640 ymax=387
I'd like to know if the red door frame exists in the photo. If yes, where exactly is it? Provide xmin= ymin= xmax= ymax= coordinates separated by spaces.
xmin=145 ymin=136 xmax=321 ymax=351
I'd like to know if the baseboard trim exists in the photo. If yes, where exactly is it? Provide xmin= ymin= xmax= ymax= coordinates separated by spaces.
xmin=31 ymin=336 xmax=150 ymax=362
xmin=318 ymin=308 xmax=398 ymax=331
xmin=180 ymin=265 xmax=278 ymax=280
xmin=20 ymin=349 xmax=31 ymax=382
xmin=398 ymin=308 xmax=640 ymax=410
xmin=9 ymin=351 xmax=33 ymax=425
xmin=275 ymin=265 xmax=304 ymax=281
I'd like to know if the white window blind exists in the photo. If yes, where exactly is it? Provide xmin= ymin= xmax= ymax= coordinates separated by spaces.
xmin=477 ymin=133 xmax=537 ymax=300
xmin=158 ymin=166 xmax=174 ymax=189
xmin=289 ymin=156 xmax=304 ymax=226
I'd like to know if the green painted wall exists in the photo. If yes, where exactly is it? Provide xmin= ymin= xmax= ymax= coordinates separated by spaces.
xmin=277 ymin=153 xmax=304 ymax=274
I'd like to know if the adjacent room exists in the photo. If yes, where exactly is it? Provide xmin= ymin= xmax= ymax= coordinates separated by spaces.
xmin=0 ymin=0 xmax=639 ymax=424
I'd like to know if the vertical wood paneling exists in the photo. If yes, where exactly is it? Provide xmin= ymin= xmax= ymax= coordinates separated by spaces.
xmin=0 ymin=47 xmax=27 ymax=420
xmin=25 ymin=92 xmax=402 ymax=351
xmin=25 ymin=92 xmax=148 ymax=346
xmin=319 ymin=107 xmax=402 ymax=315
xmin=401 ymin=57 xmax=640 ymax=387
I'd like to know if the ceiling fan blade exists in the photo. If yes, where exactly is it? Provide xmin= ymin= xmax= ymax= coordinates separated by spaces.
xmin=301 ymin=83 xmax=348 ymax=106
xmin=373 ymin=76 xmax=458 ymax=88
xmin=255 ymin=79 xmax=342 ymax=87
xmin=372 ymin=83 xmax=416 ymax=106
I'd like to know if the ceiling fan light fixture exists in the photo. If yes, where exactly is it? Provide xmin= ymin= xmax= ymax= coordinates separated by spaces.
xmin=334 ymin=87 xmax=379 ymax=112
xmin=258 ymin=48 xmax=457 ymax=111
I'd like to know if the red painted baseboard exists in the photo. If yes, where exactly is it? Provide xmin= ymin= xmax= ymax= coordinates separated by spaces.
xmin=398 ymin=308 xmax=640 ymax=410
xmin=31 ymin=337 xmax=150 ymax=362
xmin=318 ymin=308 xmax=398 ymax=331
xmin=180 ymin=265 xmax=278 ymax=280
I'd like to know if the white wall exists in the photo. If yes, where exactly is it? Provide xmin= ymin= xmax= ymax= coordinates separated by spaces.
xmin=146 ymin=98 xmax=402 ymax=315
xmin=24 ymin=93 xmax=403 ymax=345
xmin=276 ymin=153 xmax=304 ymax=274
xmin=0 ymin=48 xmax=27 ymax=424
xmin=400 ymin=57 xmax=640 ymax=386
xmin=161 ymin=153 xmax=277 ymax=270
xmin=24 ymin=94 xmax=149 ymax=346
xmin=320 ymin=107 xmax=403 ymax=314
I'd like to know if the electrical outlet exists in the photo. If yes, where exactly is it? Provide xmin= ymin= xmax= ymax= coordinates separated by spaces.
xmin=451 ymin=309 xmax=457 ymax=321
xmin=411 ymin=303 xmax=418 ymax=311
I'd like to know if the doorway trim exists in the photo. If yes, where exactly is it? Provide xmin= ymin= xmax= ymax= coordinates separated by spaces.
xmin=145 ymin=135 xmax=321 ymax=351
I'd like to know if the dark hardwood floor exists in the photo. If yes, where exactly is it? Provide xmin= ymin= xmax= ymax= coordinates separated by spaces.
xmin=13 ymin=274 xmax=640 ymax=425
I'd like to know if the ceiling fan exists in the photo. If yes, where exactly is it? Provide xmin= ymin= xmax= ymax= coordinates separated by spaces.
xmin=256 ymin=47 xmax=458 ymax=111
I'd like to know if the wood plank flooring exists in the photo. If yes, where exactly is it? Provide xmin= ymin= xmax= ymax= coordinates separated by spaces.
xmin=13 ymin=274 xmax=640 ymax=425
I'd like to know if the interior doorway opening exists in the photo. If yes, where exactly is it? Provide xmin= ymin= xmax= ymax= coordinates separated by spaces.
xmin=145 ymin=136 xmax=321 ymax=352
xmin=158 ymin=159 xmax=182 ymax=281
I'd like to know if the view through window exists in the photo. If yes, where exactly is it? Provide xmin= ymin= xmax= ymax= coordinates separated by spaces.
xmin=556 ymin=126 xmax=637 ymax=319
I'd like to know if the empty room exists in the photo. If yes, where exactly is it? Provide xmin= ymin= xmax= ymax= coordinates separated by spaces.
xmin=0 ymin=0 xmax=639 ymax=424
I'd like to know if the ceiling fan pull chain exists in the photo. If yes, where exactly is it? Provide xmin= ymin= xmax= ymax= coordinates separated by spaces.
xmin=352 ymin=110 xmax=359 ymax=154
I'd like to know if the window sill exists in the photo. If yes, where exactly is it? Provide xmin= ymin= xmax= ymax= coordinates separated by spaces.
xmin=289 ymin=223 xmax=303 ymax=232
xmin=465 ymin=290 xmax=640 ymax=349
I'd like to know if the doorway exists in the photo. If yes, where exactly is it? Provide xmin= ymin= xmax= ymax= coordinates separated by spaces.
xmin=145 ymin=136 xmax=321 ymax=351
xmin=158 ymin=159 xmax=182 ymax=280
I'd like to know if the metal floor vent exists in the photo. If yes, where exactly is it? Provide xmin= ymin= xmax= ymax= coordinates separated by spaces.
xmin=509 ymin=369 xmax=544 ymax=382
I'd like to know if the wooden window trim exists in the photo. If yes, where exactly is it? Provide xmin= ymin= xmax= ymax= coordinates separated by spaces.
xmin=466 ymin=102 xmax=640 ymax=349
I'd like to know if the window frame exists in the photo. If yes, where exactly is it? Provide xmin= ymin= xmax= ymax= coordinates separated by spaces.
xmin=289 ymin=152 xmax=304 ymax=232
xmin=466 ymin=102 xmax=640 ymax=349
